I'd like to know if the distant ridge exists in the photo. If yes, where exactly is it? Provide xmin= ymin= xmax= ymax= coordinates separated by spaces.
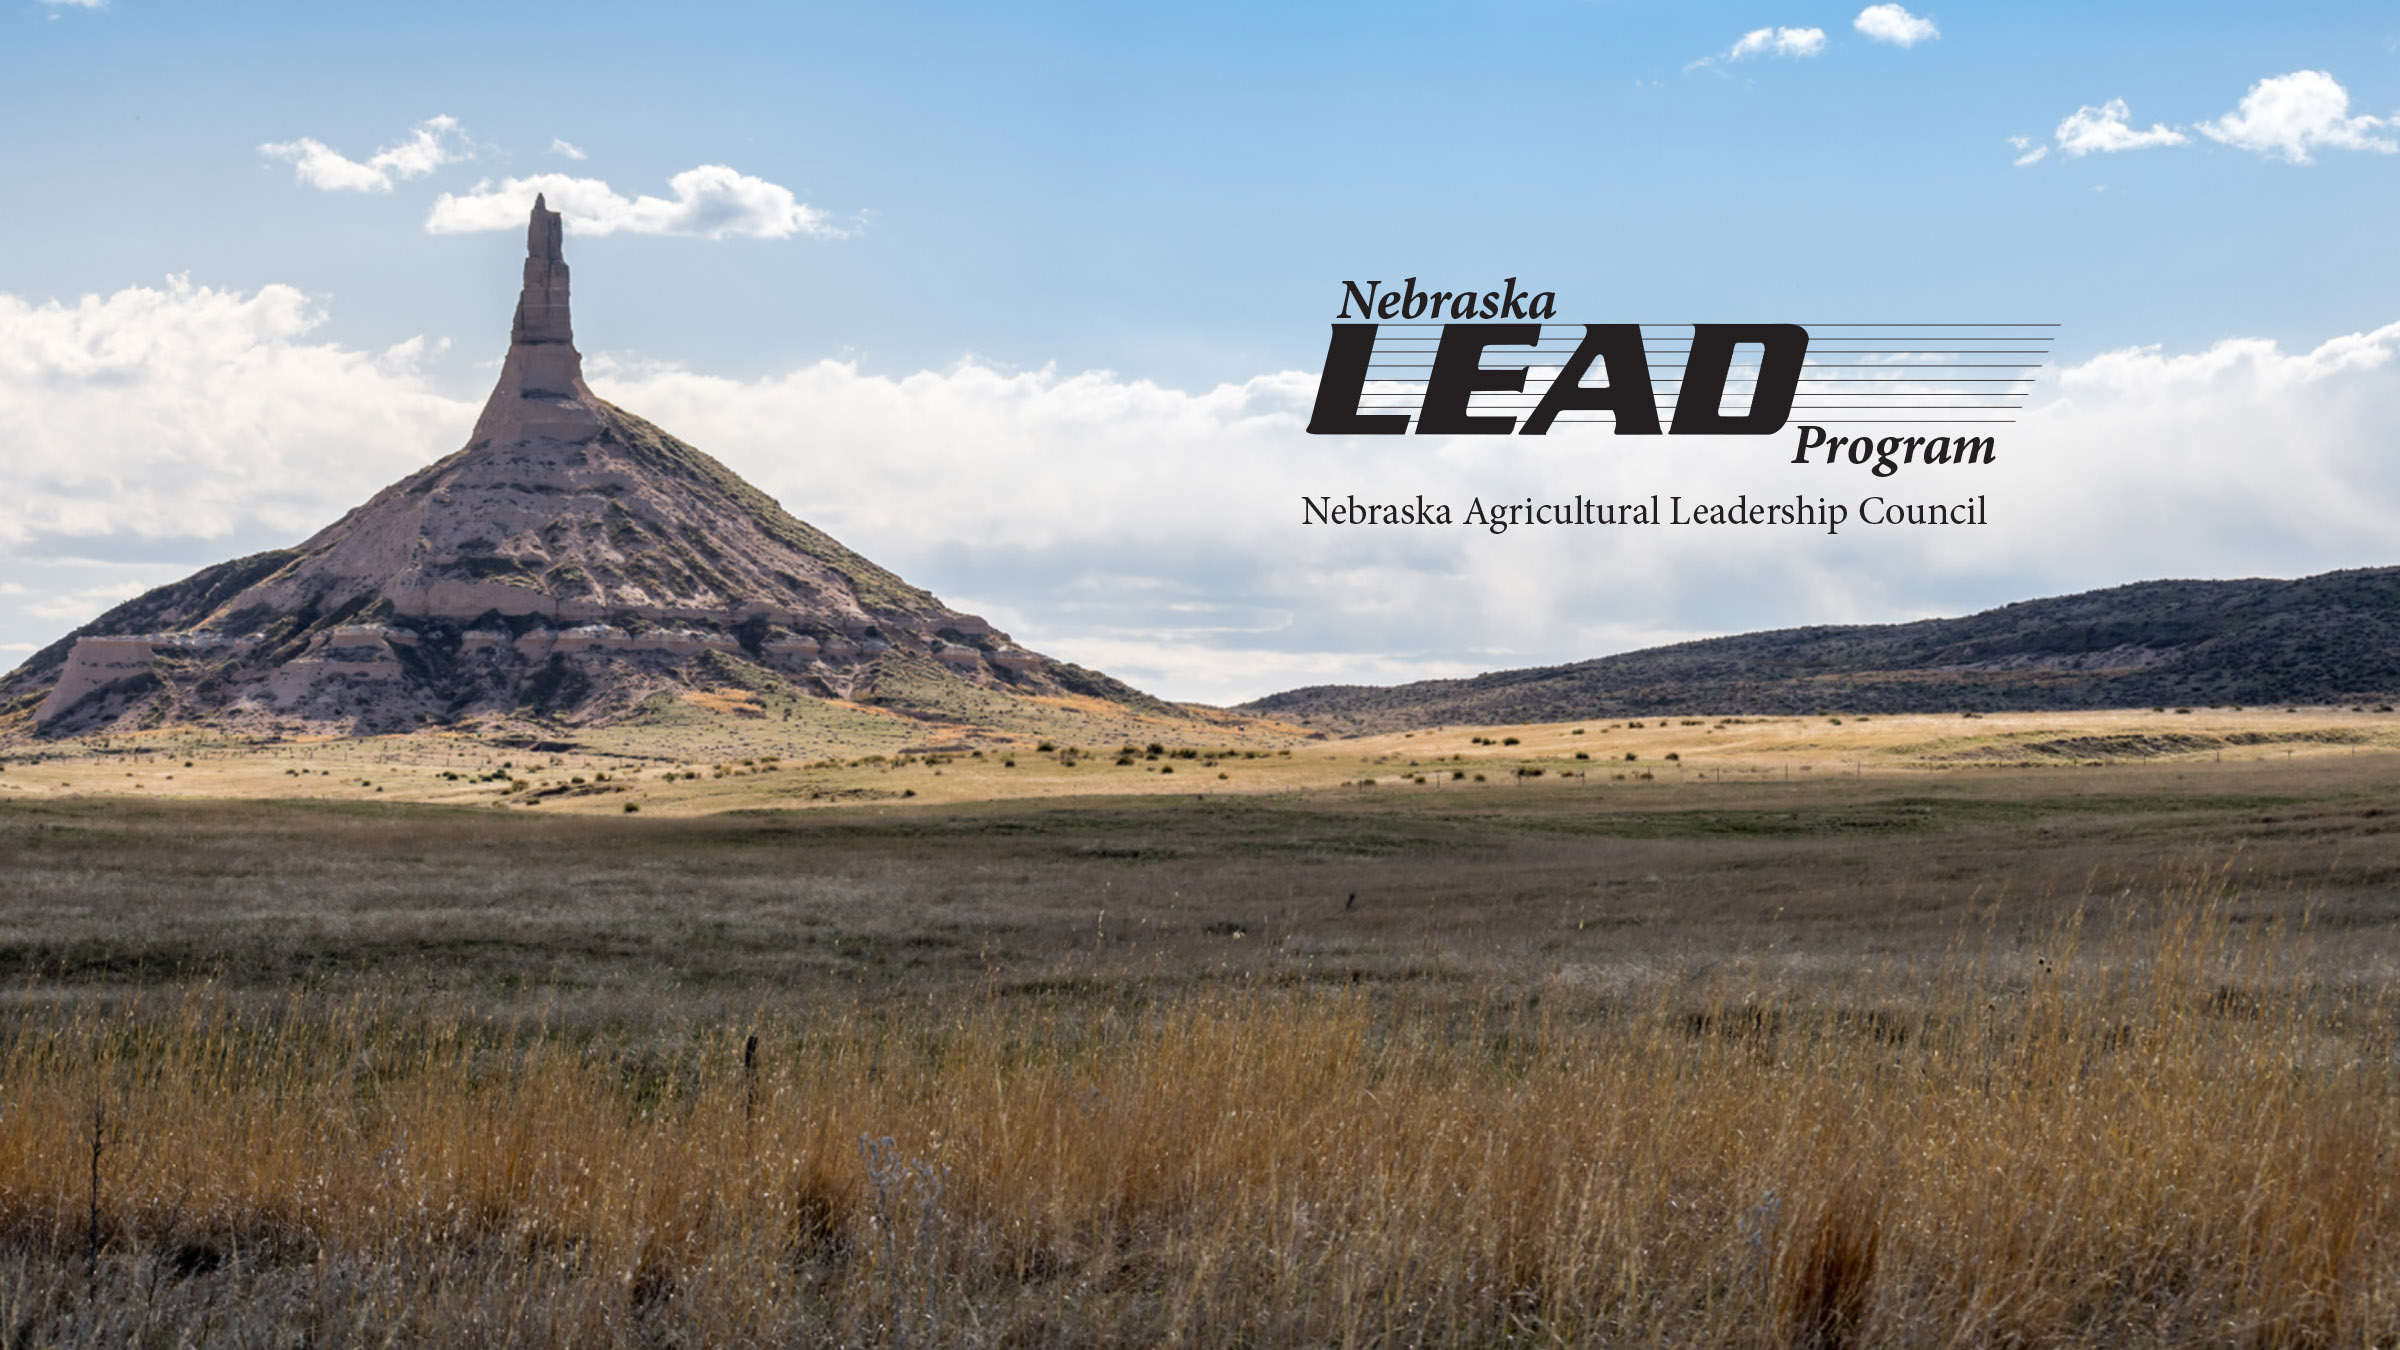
xmin=1 ymin=197 xmax=1165 ymax=739
xmin=1241 ymin=568 xmax=2400 ymax=732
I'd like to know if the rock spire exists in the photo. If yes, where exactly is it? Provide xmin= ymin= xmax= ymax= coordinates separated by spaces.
xmin=468 ymin=193 xmax=602 ymax=445
xmin=0 ymin=191 xmax=1160 ymax=739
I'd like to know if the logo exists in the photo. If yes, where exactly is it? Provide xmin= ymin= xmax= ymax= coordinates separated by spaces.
xmin=1307 ymin=280 xmax=2050 ymax=470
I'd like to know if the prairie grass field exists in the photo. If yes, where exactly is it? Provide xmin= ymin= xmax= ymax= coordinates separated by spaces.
xmin=3 ymin=718 xmax=2400 ymax=1345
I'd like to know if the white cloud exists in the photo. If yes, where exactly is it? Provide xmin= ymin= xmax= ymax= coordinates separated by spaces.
xmin=1691 ymin=26 xmax=1826 ymax=69
xmin=0 ymin=278 xmax=471 ymax=561
xmin=1853 ymin=4 xmax=1937 ymax=47
xmin=261 ymin=115 xmax=467 ymax=193
xmin=2008 ymin=135 xmax=2049 ymax=167
xmin=2053 ymin=98 xmax=2187 ymax=156
xmin=10 ymin=272 xmax=2400 ymax=705
xmin=2008 ymin=323 xmax=2400 ymax=578
xmin=1728 ymin=26 xmax=1828 ymax=59
xmin=549 ymin=138 xmax=588 ymax=160
xmin=2197 ymin=70 xmax=2395 ymax=163
xmin=425 ymin=166 xmax=839 ymax=240
xmin=39 ymin=0 xmax=105 ymax=7
xmin=2030 ymin=73 xmax=2394 ymax=167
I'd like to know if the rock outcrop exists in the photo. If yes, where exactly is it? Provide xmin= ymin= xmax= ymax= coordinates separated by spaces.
xmin=470 ymin=196 xmax=602 ymax=447
xmin=3 ymin=197 xmax=1150 ymax=736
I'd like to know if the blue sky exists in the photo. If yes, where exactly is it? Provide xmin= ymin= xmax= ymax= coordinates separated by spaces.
xmin=4 ymin=2 xmax=2399 ymax=700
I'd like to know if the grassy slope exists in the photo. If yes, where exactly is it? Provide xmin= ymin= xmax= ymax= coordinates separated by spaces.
xmin=601 ymin=403 xmax=940 ymax=615
xmin=1244 ymin=566 xmax=2400 ymax=730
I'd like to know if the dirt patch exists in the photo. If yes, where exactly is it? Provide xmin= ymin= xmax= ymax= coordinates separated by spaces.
xmin=2018 ymin=733 xmax=2224 ymax=759
xmin=678 ymin=690 xmax=765 ymax=718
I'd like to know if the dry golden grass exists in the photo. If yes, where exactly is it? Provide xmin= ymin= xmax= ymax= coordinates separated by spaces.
xmin=3 ymin=877 xmax=2397 ymax=1346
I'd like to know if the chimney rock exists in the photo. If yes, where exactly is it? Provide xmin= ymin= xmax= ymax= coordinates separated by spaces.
xmin=469 ymin=194 xmax=601 ymax=445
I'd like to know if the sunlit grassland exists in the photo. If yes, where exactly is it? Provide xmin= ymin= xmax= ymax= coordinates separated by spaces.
xmin=2 ymin=704 xmax=2394 ymax=816
xmin=2 ymin=743 xmax=2399 ymax=1343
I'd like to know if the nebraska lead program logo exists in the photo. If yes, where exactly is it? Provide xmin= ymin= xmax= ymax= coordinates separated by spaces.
xmin=1307 ymin=279 xmax=2052 ymax=471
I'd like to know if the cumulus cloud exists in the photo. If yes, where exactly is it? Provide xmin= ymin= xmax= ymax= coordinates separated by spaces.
xmin=1853 ymin=5 xmax=1937 ymax=47
xmin=2052 ymin=98 xmax=2187 ymax=156
xmin=549 ymin=138 xmax=588 ymax=160
xmin=1729 ymin=26 xmax=1827 ymax=59
xmin=425 ymin=166 xmax=838 ymax=240
xmin=0 ymin=278 xmax=472 ymax=561
xmin=2198 ymin=70 xmax=2395 ymax=163
xmin=1690 ymin=26 xmax=1825 ymax=69
xmin=260 ymin=115 xmax=468 ymax=193
xmin=10 ymin=273 xmax=2400 ymax=704
xmin=2024 ymin=73 xmax=2393 ymax=167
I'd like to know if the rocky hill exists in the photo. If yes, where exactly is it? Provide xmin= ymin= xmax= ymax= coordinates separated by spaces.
xmin=1241 ymin=568 xmax=2400 ymax=732
xmin=0 ymin=198 xmax=1163 ymax=740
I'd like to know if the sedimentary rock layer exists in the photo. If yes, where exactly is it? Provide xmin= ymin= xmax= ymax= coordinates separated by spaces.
xmin=4 ymin=196 xmax=1135 ymax=736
